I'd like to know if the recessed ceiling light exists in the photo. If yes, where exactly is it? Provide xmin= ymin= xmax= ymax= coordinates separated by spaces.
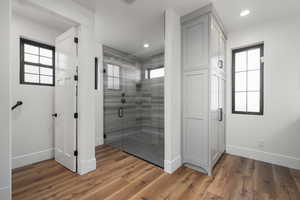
xmin=240 ymin=9 xmax=250 ymax=17
xmin=144 ymin=43 xmax=150 ymax=48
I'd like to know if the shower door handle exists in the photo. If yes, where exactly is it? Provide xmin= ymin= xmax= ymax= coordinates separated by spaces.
xmin=218 ymin=108 xmax=223 ymax=122
xmin=118 ymin=107 xmax=124 ymax=118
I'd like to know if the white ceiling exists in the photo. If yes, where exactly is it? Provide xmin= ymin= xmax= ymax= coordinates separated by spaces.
xmin=12 ymin=0 xmax=300 ymax=58
xmin=213 ymin=0 xmax=300 ymax=32
xmin=74 ymin=0 xmax=210 ymax=59
xmin=12 ymin=0 xmax=76 ymax=32
xmin=74 ymin=0 xmax=300 ymax=58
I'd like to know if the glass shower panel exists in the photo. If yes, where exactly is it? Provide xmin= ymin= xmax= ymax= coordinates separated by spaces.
xmin=120 ymin=64 xmax=141 ymax=155
xmin=120 ymin=54 xmax=165 ymax=168
xmin=103 ymin=47 xmax=165 ymax=168
xmin=103 ymin=63 xmax=124 ymax=150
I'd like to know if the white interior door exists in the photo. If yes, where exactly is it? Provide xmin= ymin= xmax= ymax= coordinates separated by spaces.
xmin=54 ymin=27 xmax=78 ymax=172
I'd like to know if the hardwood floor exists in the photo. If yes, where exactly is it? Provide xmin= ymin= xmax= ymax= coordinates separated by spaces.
xmin=13 ymin=145 xmax=300 ymax=200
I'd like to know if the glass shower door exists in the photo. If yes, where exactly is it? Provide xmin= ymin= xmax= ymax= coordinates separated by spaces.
xmin=120 ymin=74 xmax=164 ymax=168
xmin=103 ymin=60 xmax=164 ymax=168
xmin=103 ymin=64 xmax=124 ymax=150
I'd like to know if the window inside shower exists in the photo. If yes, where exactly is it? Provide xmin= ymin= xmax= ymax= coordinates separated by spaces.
xmin=103 ymin=47 xmax=165 ymax=168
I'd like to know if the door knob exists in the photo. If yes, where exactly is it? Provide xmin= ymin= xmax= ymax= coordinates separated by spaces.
xmin=11 ymin=101 xmax=23 ymax=110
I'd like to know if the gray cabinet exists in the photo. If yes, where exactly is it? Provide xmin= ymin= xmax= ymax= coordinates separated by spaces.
xmin=182 ymin=15 xmax=209 ymax=72
xmin=181 ymin=4 xmax=226 ymax=175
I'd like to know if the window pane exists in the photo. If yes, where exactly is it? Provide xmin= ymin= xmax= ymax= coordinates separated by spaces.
xmin=40 ymin=67 xmax=53 ymax=76
xmin=235 ymin=72 xmax=247 ymax=91
xmin=235 ymin=51 xmax=247 ymax=72
xmin=40 ymin=75 xmax=53 ymax=84
xmin=248 ymin=48 xmax=260 ymax=70
xmin=235 ymin=92 xmax=247 ymax=112
xmin=24 ymin=44 xmax=38 ymax=55
xmin=247 ymin=92 xmax=260 ymax=112
xmin=107 ymin=65 xmax=114 ymax=76
xmin=25 ymin=73 xmax=39 ymax=83
xmin=24 ymin=65 xmax=39 ymax=74
xmin=25 ymin=53 xmax=39 ymax=63
xmin=114 ymin=77 xmax=120 ymax=89
xmin=150 ymin=68 xmax=164 ymax=79
xmin=40 ymin=57 xmax=52 ymax=66
xmin=248 ymin=70 xmax=260 ymax=91
xmin=113 ymin=66 xmax=120 ymax=77
xmin=40 ymin=48 xmax=53 ymax=58
xmin=107 ymin=77 xmax=113 ymax=89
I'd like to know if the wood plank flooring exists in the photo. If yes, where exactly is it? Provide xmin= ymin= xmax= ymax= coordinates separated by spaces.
xmin=12 ymin=145 xmax=300 ymax=200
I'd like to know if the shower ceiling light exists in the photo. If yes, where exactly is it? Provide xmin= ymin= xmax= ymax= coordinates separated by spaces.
xmin=144 ymin=43 xmax=150 ymax=48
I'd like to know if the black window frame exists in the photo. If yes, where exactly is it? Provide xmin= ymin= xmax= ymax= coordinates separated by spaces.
xmin=20 ymin=38 xmax=55 ymax=87
xmin=232 ymin=43 xmax=264 ymax=115
xmin=105 ymin=62 xmax=121 ymax=90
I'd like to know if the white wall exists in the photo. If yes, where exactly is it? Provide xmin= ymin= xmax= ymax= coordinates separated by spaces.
xmin=226 ymin=17 xmax=300 ymax=170
xmin=0 ymin=0 xmax=11 ymax=199
xmin=95 ymin=44 xmax=104 ymax=147
xmin=164 ymin=9 xmax=182 ymax=173
xmin=11 ymin=14 xmax=63 ymax=169
xmin=77 ymin=24 xmax=97 ymax=175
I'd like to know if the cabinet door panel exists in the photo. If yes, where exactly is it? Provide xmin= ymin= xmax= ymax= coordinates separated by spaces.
xmin=210 ymin=74 xmax=219 ymax=163
xmin=218 ymin=32 xmax=226 ymax=72
xmin=210 ymin=17 xmax=219 ymax=71
xmin=184 ymin=119 xmax=208 ymax=167
xmin=183 ymin=71 xmax=208 ymax=169
xmin=218 ymin=77 xmax=226 ymax=153
xmin=182 ymin=15 xmax=209 ymax=71
xmin=184 ymin=72 xmax=207 ymax=118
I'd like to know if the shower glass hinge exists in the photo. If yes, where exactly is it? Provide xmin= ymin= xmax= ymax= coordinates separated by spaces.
xmin=74 ymin=150 xmax=78 ymax=157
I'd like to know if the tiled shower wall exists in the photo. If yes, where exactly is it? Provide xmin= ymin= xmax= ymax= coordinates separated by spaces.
xmin=103 ymin=46 xmax=141 ymax=143
xmin=103 ymin=46 xmax=164 ymax=143
xmin=138 ymin=53 xmax=164 ymax=139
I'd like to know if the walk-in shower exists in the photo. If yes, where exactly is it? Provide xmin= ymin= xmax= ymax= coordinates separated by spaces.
xmin=103 ymin=46 xmax=165 ymax=167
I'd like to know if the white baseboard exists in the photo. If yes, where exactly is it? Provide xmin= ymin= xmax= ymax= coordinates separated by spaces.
xmin=0 ymin=186 xmax=11 ymax=200
xmin=12 ymin=148 xmax=54 ymax=169
xmin=95 ymin=136 xmax=104 ymax=147
xmin=164 ymin=156 xmax=182 ymax=174
xmin=78 ymin=157 xmax=96 ymax=175
xmin=227 ymin=145 xmax=300 ymax=170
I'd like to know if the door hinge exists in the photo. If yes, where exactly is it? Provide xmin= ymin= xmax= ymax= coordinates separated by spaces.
xmin=74 ymin=75 xmax=78 ymax=81
xmin=104 ymin=134 xmax=107 ymax=139
xmin=74 ymin=113 xmax=78 ymax=119
xmin=74 ymin=150 xmax=78 ymax=157
xmin=74 ymin=37 xmax=78 ymax=44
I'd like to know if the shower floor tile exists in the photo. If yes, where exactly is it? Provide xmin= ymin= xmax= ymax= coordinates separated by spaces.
xmin=108 ymin=133 xmax=164 ymax=167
